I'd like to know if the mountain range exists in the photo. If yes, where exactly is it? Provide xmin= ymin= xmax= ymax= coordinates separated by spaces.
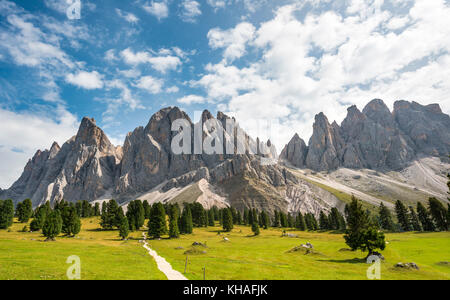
xmin=1 ymin=99 xmax=449 ymax=216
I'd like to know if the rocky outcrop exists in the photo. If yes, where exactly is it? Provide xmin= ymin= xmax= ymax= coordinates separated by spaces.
xmin=281 ymin=99 xmax=449 ymax=172
xmin=305 ymin=113 xmax=344 ymax=170
xmin=393 ymin=100 xmax=450 ymax=157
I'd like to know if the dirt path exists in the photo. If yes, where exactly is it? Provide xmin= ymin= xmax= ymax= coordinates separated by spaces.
xmin=141 ymin=233 xmax=188 ymax=280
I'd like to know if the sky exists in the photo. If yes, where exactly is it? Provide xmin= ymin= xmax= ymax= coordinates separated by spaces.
xmin=0 ymin=0 xmax=450 ymax=188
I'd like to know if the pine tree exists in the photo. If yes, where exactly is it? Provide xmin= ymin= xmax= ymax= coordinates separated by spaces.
xmin=17 ymin=199 xmax=33 ymax=223
xmin=180 ymin=205 xmax=193 ymax=234
xmin=287 ymin=213 xmax=294 ymax=228
xmin=248 ymin=209 xmax=254 ymax=226
xmin=260 ymin=211 xmax=270 ymax=229
xmin=428 ymin=197 xmax=447 ymax=231
xmin=243 ymin=208 xmax=249 ymax=225
xmin=191 ymin=203 xmax=207 ymax=227
xmin=148 ymin=203 xmax=167 ymax=238
xmin=222 ymin=208 xmax=233 ymax=232
xmin=344 ymin=196 xmax=370 ymax=251
xmin=236 ymin=210 xmax=242 ymax=225
xmin=143 ymin=200 xmax=151 ymax=219
xmin=61 ymin=206 xmax=81 ymax=237
xmin=378 ymin=202 xmax=395 ymax=231
xmin=168 ymin=205 xmax=180 ymax=238
xmin=295 ymin=212 xmax=306 ymax=231
xmin=0 ymin=199 xmax=14 ymax=229
xmin=359 ymin=227 xmax=386 ymax=256
xmin=126 ymin=200 xmax=145 ymax=231
xmin=101 ymin=201 xmax=107 ymax=217
xmin=251 ymin=222 xmax=260 ymax=236
xmin=42 ymin=210 xmax=62 ymax=241
xmin=93 ymin=202 xmax=100 ymax=216
xmin=101 ymin=199 xmax=119 ymax=230
xmin=119 ymin=217 xmax=130 ymax=240
xmin=395 ymin=200 xmax=412 ymax=231
xmin=279 ymin=212 xmax=288 ymax=228
xmin=304 ymin=213 xmax=313 ymax=231
xmin=319 ymin=211 xmax=329 ymax=230
xmin=409 ymin=206 xmax=422 ymax=231
xmin=208 ymin=209 xmax=215 ymax=226
xmin=417 ymin=202 xmax=435 ymax=231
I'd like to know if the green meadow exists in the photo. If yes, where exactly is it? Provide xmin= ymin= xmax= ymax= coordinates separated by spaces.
xmin=0 ymin=218 xmax=449 ymax=280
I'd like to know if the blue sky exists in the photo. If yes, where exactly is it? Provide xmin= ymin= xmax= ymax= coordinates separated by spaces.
xmin=1 ymin=0 xmax=450 ymax=188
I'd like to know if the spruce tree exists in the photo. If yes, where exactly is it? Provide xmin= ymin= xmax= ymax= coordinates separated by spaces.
xmin=280 ymin=212 xmax=288 ymax=228
xmin=344 ymin=196 xmax=370 ymax=251
xmin=168 ymin=205 xmax=180 ymax=238
xmin=378 ymin=202 xmax=395 ymax=231
xmin=417 ymin=202 xmax=435 ymax=231
xmin=119 ymin=217 xmax=130 ymax=240
xmin=30 ymin=205 xmax=47 ymax=231
xmin=409 ymin=206 xmax=422 ymax=231
xmin=0 ymin=199 xmax=14 ymax=229
xmin=428 ymin=197 xmax=447 ymax=231
xmin=42 ymin=210 xmax=62 ymax=241
xmin=94 ymin=202 xmax=100 ymax=216
xmin=243 ymin=208 xmax=249 ymax=225
xmin=248 ymin=209 xmax=254 ymax=226
xmin=148 ymin=203 xmax=167 ymax=238
xmin=222 ymin=208 xmax=233 ymax=232
xmin=295 ymin=212 xmax=306 ymax=231
xmin=143 ymin=200 xmax=151 ymax=219
xmin=126 ymin=200 xmax=145 ymax=231
xmin=251 ymin=222 xmax=260 ymax=236
xmin=319 ymin=211 xmax=329 ymax=230
xmin=180 ymin=205 xmax=193 ymax=234
xmin=101 ymin=199 xmax=119 ymax=230
xmin=61 ymin=206 xmax=81 ymax=237
xmin=287 ymin=213 xmax=294 ymax=228
xmin=208 ymin=209 xmax=215 ymax=226
xmin=261 ymin=211 xmax=270 ymax=229
xmin=395 ymin=200 xmax=412 ymax=231
xmin=17 ymin=199 xmax=33 ymax=223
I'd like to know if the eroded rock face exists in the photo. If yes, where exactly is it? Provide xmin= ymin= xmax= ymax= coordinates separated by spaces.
xmin=393 ymin=100 xmax=450 ymax=157
xmin=282 ymin=99 xmax=449 ymax=172
xmin=280 ymin=134 xmax=308 ymax=168
xmin=1 ymin=117 xmax=121 ymax=207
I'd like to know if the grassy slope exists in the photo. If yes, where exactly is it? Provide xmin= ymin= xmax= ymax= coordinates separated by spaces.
xmin=1 ymin=218 xmax=449 ymax=280
xmin=150 ymin=225 xmax=450 ymax=280
xmin=0 ymin=218 xmax=166 ymax=280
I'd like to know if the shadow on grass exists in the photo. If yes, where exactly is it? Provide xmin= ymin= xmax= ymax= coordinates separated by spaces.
xmin=318 ymin=257 xmax=366 ymax=264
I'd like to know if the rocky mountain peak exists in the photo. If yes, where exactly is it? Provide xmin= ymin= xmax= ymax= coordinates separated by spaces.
xmin=75 ymin=117 xmax=114 ymax=152
xmin=362 ymin=99 xmax=395 ymax=128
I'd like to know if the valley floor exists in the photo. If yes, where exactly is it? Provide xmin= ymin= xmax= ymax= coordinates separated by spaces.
xmin=0 ymin=218 xmax=449 ymax=280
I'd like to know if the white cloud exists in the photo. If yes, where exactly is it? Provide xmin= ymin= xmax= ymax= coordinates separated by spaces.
xmin=207 ymin=0 xmax=228 ymax=11
xmin=166 ymin=86 xmax=180 ymax=93
xmin=116 ymin=8 xmax=139 ymax=23
xmin=177 ymin=94 xmax=206 ymax=105
xmin=0 ymin=106 xmax=78 ymax=188
xmin=208 ymin=22 xmax=255 ymax=62
xmin=134 ymin=76 xmax=164 ymax=94
xmin=143 ymin=1 xmax=169 ymax=20
xmin=120 ymin=48 xmax=182 ymax=73
xmin=66 ymin=71 xmax=104 ymax=89
xmin=105 ymin=49 xmax=117 ymax=61
xmin=195 ymin=0 xmax=450 ymax=150
xmin=180 ymin=0 xmax=202 ymax=23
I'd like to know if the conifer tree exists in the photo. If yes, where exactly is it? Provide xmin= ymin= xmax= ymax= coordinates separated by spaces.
xmin=428 ymin=197 xmax=447 ymax=231
xmin=168 ymin=204 xmax=180 ymax=238
xmin=378 ymin=202 xmax=395 ymax=231
xmin=409 ymin=206 xmax=422 ymax=231
xmin=251 ymin=222 xmax=260 ymax=236
xmin=0 ymin=199 xmax=14 ymax=229
xmin=319 ymin=211 xmax=329 ymax=230
xmin=17 ymin=199 xmax=33 ymax=223
xmin=295 ymin=212 xmax=306 ymax=231
xmin=101 ymin=199 xmax=119 ymax=230
xmin=260 ymin=211 xmax=270 ymax=229
xmin=208 ymin=209 xmax=215 ymax=226
xmin=94 ymin=202 xmax=100 ymax=216
xmin=180 ymin=205 xmax=193 ymax=234
xmin=243 ymin=208 xmax=249 ymax=225
xmin=61 ymin=206 xmax=81 ymax=237
xmin=344 ymin=196 xmax=370 ymax=250
xmin=143 ymin=200 xmax=151 ymax=219
xmin=236 ymin=210 xmax=242 ymax=225
xmin=42 ymin=210 xmax=62 ymax=241
xmin=119 ymin=217 xmax=129 ymax=240
xmin=148 ymin=203 xmax=167 ymax=238
xmin=417 ymin=202 xmax=435 ymax=231
xmin=279 ymin=212 xmax=288 ymax=227
xmin=248 ymin=209 xmax=254 ymax=226
xmin=222 ymin=208 xmax=233 ymax=232
xmin=395 ymin=200 xmax=412 ymax=231
xmin=287 ymin=213 xmax=294 ymax=228
xmin=126 ymin=200 xmax=145 ymax=231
